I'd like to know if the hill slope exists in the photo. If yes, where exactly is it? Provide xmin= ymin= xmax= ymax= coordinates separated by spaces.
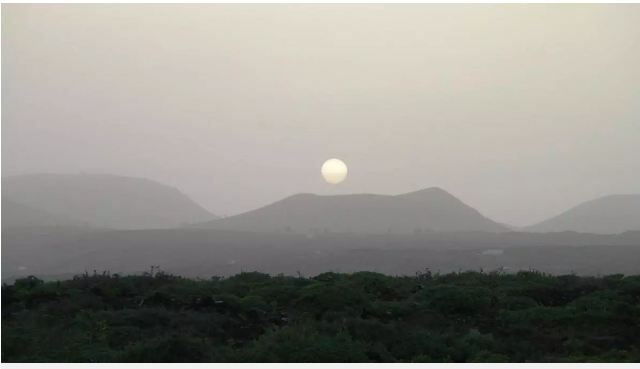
xmin=1 ymin=198 xmax=85 ymax=228
xmin=2 ymin=174 xmax=217 ymax=229
xmin=527 ymin=194 xmax=640 ymax=234
xmin=196 ymin=187 xmax=507 ymax=234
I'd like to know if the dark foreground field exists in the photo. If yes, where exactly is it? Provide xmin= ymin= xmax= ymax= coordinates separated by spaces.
xmin=2 ymin=270 xmax=640 ymax=362
xmin=4 ymin=227 xmax=640 ymax=281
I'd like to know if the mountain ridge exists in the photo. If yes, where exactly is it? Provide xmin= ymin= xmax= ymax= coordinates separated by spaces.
xmin=526 ymin=193 xmax=640 ymax=234
xmin=2 ymin=173 xmax=218 ymax=229
xmin=194 ymin=187 xmax=508 ymax=234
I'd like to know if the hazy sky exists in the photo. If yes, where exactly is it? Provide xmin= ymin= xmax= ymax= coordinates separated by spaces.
xmin=3 ymin=4 xmax=639 ymax=226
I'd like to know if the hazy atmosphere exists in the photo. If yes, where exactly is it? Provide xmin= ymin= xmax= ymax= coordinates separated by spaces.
xmin=3 ymin=4 xmax=639 ymax=226
xmin=3 ymin=4 xmax=640 ymax=363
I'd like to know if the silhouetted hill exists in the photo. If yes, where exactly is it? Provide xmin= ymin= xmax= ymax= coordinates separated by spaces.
xmin=195 ymin=187 xmax=509 ymax=234
xmin=2 ymin=174 xmax=217 ymax=229
xmin=1 ymin=198 xmax=86 ymax=228
xmin=527 ymin=194 xmax=640 ymax=234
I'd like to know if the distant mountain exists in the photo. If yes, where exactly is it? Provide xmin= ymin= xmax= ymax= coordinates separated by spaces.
xmin=195 ymin=187 xmax=508 ymax=234
xmin=527 ymin=194 xmax=640 ymax=234
xmin=2 ymin=198 xmax=86 ymax=228
xmin=2 ymin=174 xmax=217 ymax=229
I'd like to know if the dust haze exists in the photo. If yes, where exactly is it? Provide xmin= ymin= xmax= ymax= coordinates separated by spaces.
xmin=3 ymin=6 xmax=640 ymax=363
xmin=3 ymin=4 xmax=640 ymax=226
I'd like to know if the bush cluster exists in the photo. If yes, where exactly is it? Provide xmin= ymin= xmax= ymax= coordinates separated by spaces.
xmin=3 ymin=269 xmax=640 ymax=362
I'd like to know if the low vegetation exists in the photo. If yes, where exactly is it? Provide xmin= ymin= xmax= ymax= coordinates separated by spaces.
xmin=2 ymin=269 xmax=640 ymax=362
